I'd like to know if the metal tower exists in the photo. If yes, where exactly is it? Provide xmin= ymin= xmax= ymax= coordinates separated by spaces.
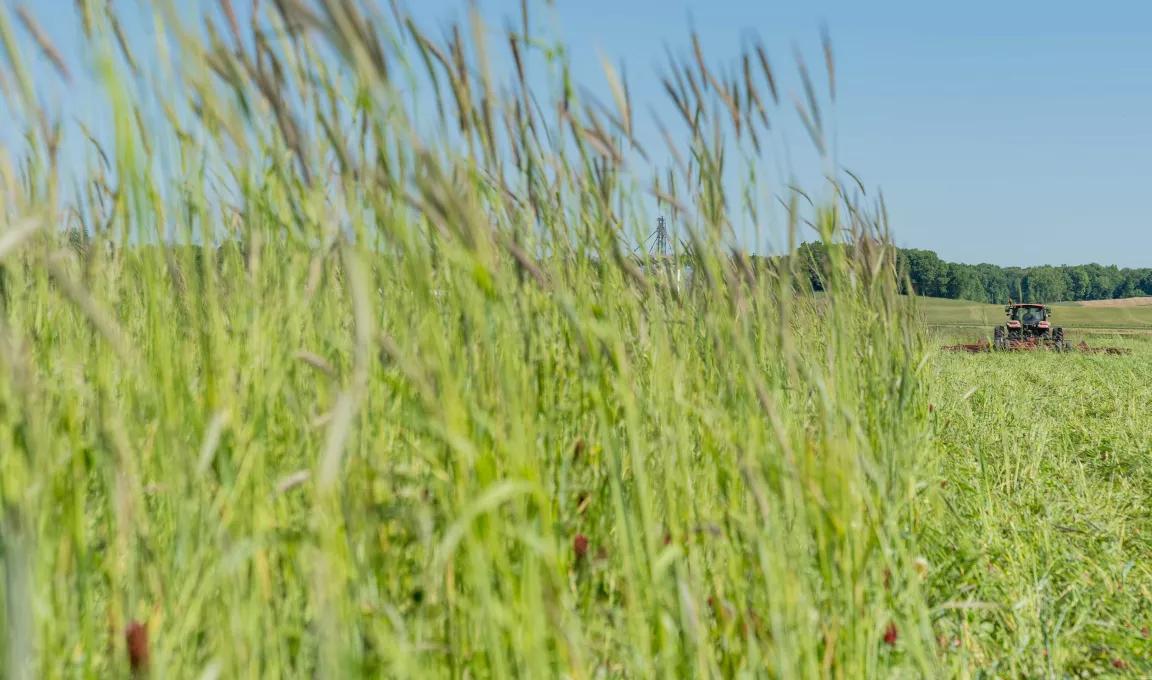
xmin=649 ymin=216 xmax=670 ymax=257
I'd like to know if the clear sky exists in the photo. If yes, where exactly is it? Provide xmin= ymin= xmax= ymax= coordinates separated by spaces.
xmin=6 ymin=0 xmax=1152 ymax=267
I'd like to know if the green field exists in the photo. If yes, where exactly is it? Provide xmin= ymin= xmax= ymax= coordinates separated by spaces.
xmin=926 ymin=341 xmax=1152 ymax=676
xmin=920 ymin=297 xmax=1152 ymax=334
xmin=1 ymin=3 xmax=1150 ymax=678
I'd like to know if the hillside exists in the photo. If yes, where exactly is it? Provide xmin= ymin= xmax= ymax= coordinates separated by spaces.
xmin=919 ymin=296 xmax=1152 ymax=331
xmin=1065 ymin=296 xmax=1152 ymax=308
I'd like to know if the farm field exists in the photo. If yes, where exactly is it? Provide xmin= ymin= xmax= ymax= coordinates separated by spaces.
xmin=1 ymin=2 xmax=1150 ymax=678
xmin=924 ymin=337 xmax=1152 ymax=676
xmin=919 ymin=296 xmax=1152 ymax=333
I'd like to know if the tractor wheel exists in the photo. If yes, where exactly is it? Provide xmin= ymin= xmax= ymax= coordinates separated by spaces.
xmin=1054 ymin=327 xmax=1066 ymax=352
xmin=993 ymin=326 xmax=1005 ymax=351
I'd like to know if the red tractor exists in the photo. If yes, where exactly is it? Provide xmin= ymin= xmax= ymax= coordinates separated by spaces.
xmin=993 ymin=303 xmax=1066 ymax=351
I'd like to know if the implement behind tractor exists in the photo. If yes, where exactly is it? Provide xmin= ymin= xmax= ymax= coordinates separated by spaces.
xmin=941 ymin=302 xmax=1132 ymax=355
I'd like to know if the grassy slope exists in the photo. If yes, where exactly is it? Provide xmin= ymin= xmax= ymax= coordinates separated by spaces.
xmin=919 ymin=297 xmax=1152 ymax=331
xmin=1070 ymin=297 xmax=1152 ymax=308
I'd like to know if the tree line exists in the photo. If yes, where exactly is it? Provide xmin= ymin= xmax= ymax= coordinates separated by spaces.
xmin=794 ymin=242 xmax=1152 ymax=303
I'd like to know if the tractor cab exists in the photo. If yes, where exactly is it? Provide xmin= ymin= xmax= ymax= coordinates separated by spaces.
xmin=1006 ymin=304 xmax=1049 ymax=329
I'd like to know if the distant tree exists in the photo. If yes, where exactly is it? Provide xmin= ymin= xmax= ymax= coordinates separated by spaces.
xmin=1089 ymin=265 xmax=1121 ymax=300
xmin=798 ymin=241 xmax=1145 ymax=303
xmin=1024 ymin=266 xmax=1067 ymax=302
xmin=974 ymin=264 xmax=1011 ymax=303
xmin=1065 ymin=267 xmax=1092 ymax=301
xmin=795 ymin=242 xmax=830 ymax=291
xmin=1114 ymin=270 xmax=1144 ymax=299
xmin=944 ymin=264 xmax=985 ymax=302
xmin=899 ymin=249 xmax=949 ymax=297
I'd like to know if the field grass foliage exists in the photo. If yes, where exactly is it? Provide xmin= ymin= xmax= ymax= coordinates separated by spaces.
xmin=0 ymin=1 xmax=1147 ymax=678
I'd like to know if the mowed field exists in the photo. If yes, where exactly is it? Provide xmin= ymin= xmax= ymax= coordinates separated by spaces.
xmin=924 ymin=333 xmax=1152 ymax=675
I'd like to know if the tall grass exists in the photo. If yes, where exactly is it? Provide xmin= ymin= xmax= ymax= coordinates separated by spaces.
xmin=0 ymin=1 xmax=939 ymax=676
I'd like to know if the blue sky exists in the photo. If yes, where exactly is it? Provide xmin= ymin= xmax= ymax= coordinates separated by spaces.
xmin=6 ymin=0 xmax=1151 ymax=267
